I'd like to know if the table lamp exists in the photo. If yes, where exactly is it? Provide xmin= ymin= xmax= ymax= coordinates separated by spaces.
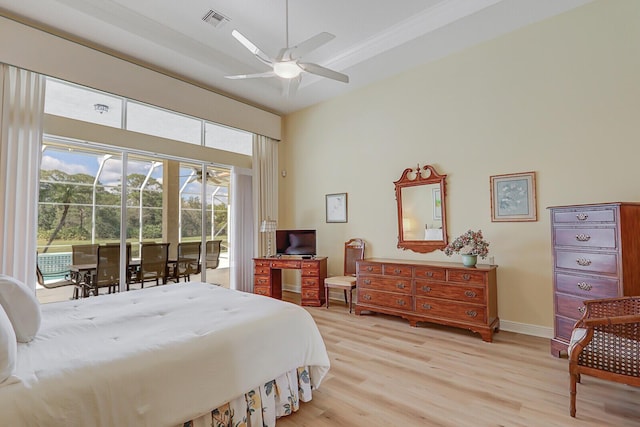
xmin=260 ymin=219 xmax=277 ymax=257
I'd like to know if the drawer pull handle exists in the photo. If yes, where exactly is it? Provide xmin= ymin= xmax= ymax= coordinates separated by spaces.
xmin=576 ymin=258 xmax=592 ymax=266
xmin=364 ymin=279 xmax=371 ymax=285
xmin=575 ymin=234 xmax=591 ymax=242
xmin=464 ymin=290 xmax=477 ymax=298
xmin=422 ymin=286 xmax=431 ymax=292
xmin=394 ymin=268 xmax=401 ymax=274
xmin=462 ymin=274 xmax=471 ymax=281
xmin=397 ymin=299 xmax=406 ymax=306
xmin=576 ymin=213 xmax=589 ymax=221
xmin=466 ymin=310 xmax=478 ymax=318
xmin=426 ymin=271 xmax=434 ymax=277
xmin=578 ymin=306 xmax=586 ymax=314
xmin=366 ymin=266 xmax=373 ymax=272
xmin=422 ymin=303 xmax=432 ymax=310
xmin=396 ymin=283 xmax=405 ymax=289
xmin=577 ymin=282 xmax=592 ymax=291
xmin=363 ymin=294 xmax=372 ymax=300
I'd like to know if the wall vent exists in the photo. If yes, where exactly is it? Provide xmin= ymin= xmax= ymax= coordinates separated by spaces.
xmin=202 ymin=9 xmax=230 ymax=28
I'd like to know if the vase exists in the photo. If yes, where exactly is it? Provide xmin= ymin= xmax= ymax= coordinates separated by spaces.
xmin=461 ymin=254 xmax=477 ymax=267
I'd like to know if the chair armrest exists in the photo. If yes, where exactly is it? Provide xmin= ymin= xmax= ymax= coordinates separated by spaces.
xmin=583 ymin=314 xmax=640 ymax=327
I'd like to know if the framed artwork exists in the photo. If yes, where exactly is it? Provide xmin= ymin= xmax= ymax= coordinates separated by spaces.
xmin=490 ymin=171 xmax=537 ymax=222
xmin=432 ymin=188 xmax=442 ymax=220
xmin=326 ymin=193 xmax=348 ymax=223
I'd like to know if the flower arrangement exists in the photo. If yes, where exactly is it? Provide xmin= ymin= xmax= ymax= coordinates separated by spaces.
xmin=443 ymin=229 xmax=489 ymax=259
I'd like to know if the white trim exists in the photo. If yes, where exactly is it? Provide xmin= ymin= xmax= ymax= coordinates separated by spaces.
xmin=499 ymin=320 xmax=553 ymax=339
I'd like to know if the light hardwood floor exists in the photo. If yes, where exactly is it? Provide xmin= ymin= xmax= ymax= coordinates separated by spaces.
xmin=279 ymin=292 xmax=640 ymax=427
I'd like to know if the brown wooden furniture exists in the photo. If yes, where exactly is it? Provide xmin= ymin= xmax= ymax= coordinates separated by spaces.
xmin=324 ymin=238 xmax=365 ymax=313
xmin=394 ymin=164 xmax=448 ymax=254
xmin=253 ymin=256 xmax=327 ymax=306
xmin=355 ymin=258 xmax=499 ymax=342
xmin=569 ymin=296 xmax=640 ymax=417
xmin=549 ymin=202 xmax=640 ymax=357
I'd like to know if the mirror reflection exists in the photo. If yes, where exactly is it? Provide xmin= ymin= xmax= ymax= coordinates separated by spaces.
xmin=401 ymin=184 xmax=443 ymax=241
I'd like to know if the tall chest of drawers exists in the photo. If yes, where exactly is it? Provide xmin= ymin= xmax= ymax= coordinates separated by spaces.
xmin=549 ymin=203 xmax=640 ymax=356
xmin=355 ymin=258 xmax=499 ymax=342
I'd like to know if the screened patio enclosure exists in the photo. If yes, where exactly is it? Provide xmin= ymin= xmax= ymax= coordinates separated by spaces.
xmin=37 ymin=139 xmax=230 ymax=298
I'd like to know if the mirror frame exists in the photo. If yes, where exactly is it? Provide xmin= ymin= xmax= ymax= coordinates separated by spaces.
xmin=394 ymin=164 xmax=448 ymax=253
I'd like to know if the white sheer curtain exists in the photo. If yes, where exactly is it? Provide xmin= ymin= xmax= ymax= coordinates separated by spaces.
xmin=0 ymin=65 xmax=45 ymax=290
xmin=253 ymin=134 xmax=279 ymax=258
xmin=229 ymin=166 xmax=254 ymax=292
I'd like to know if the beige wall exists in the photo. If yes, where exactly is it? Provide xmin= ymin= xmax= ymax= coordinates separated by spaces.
xmin=281 ymin=0 xmax=640 ymax=334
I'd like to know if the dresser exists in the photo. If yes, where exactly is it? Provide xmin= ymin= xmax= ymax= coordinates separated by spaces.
xmin=355 ymin=258 xmax=499 ymax=342
xmin=253 ymin=257 xmax=328 ymax=306
xmin=549 ymin=203 xmax=640 ymax=356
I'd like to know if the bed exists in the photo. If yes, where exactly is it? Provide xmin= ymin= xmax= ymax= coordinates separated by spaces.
xmin=0 ymin=282 xmax=330 ymax=426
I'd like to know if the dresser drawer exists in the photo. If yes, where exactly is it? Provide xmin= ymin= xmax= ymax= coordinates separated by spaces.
xmin=556 ymin=293 xmax=588 ymax=321
xmin=302 ymin=277 xmax=319 ymax=287
xmin=357 ymin=262 xmax=382 ymax=275
xmin=301 ymin=268 xmax=319 ymax=277
xmin=254 ymin=260 xmax=271 ymax=267
xmin=382 ymin=264 xmax=413 ymax=278
xmin=301 ymin=261 xmax=319 ymax=269
xmin=415 ymin=280 xmax=485 ymax=304
xmin=254 ymin=276 xmax=270 ymax=286
xmin=447 ymin=270 xmax=486 ymax=285
xmin=553 ymin=208 xmax=615 ymax=224
xmin=254 ymin=284 xmax=270 ymax=296
xmin=358 ymin=288 xmax=412 ymax=310
xmin=357 ymin=277 xmax=411 ymax=293
xmin=554 ymin=227 xmax=617 ymax=249
xmin=301 ymin=288 xmax=319 ymax=301
xmin=555 ymin=250 xmax=617 ymax=275
xmin=415 ymin=297 xmax=486 ymax=324
xmin=254 ymin=266 xmax=270 ymax=275
xmin=555 ymin=315 xmax=577 ymax=342
xmin=555 ymin=272 xmax=619 ymax=299
xmin=271 ymin=259 xmax=301 ymax=269
xmin=414 ymin=266 xmax=446 ymax=281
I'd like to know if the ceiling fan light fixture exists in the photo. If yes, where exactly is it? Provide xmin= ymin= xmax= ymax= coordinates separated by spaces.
xmin=273 ymin=61 xmax=302 ymax=79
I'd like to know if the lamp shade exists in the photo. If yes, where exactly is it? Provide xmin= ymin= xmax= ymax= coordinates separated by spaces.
xmin=260 ymin=219 xmax=277 ymax=233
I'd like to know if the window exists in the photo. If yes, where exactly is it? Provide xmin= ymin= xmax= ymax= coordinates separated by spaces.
xmin=126 ymin=102 xmax=201 ymax=145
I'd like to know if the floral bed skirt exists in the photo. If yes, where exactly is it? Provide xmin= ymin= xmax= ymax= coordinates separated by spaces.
xmin=180 ymin=366 xmax=314 ymax=427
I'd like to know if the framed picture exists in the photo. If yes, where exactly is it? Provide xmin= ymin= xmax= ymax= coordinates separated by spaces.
xmin=490 ymin=171 xmax=537 ymax=222
xmin=432 ymin=188 xmax=442 ymax=220
xmin=326 ymin=193 xmax=348 ymax=223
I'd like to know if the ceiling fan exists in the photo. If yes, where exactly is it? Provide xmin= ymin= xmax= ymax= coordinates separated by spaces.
xmin=225 ymin=0 xmax=349 ymax=93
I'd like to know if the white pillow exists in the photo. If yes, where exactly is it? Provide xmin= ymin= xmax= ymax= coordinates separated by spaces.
xmin=0 ymin=304 xmax=17 ymax=383
xmin=0 ymin=275 xmax=41 ymax=342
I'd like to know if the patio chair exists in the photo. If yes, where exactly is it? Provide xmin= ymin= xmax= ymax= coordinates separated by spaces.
xmin=569 ymin=296 xmax=640 ymax=417
xmin=86 ymin=244 xmax=121 ymax=296
xmin=129 ymin=242 xmax=170 ymax=289
xmin=173 ymin=241 xmax=201 ymax=282
xmin=36 ymin=263 xmax=79 ymax=299
xmin=205 ymin=240 xmax=222 ymax=270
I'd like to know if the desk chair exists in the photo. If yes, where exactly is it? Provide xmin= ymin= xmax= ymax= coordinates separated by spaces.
xmin=324 ymin=238 xmax=365 ymax=313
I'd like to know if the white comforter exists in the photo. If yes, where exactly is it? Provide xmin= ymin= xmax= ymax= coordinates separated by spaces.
xmin=0 ymin=283 xmax=330 ymax=427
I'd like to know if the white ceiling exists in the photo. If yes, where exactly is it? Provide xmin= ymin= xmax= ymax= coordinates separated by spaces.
xmin=0 ymin=0 xmax=591 ymax=115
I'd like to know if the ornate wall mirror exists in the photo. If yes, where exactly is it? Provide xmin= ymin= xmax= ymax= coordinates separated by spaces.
xmin=394 ymin=164 xmax=448 ymax=253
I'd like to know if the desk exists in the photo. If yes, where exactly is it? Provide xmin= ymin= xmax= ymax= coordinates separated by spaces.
xmin=253 ymin=257 xmax=327 ymax=306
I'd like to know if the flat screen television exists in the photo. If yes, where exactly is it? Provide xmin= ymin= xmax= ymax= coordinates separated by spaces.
xmin=275 ymin=229 xmax=316 ymax=256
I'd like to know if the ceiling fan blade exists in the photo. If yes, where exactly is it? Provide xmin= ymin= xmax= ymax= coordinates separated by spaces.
xmin=281 ymin=75 xmax=301 ymax=98
xmin=284 ymin=32 xmax=335 ymax=60
xmin=225 ymin=71 xmax=276 ymax=80
xmin=298 ymin=62 xmax=349 ymax=83
xmin=231 ymin=30 xmax=273 ymax=66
